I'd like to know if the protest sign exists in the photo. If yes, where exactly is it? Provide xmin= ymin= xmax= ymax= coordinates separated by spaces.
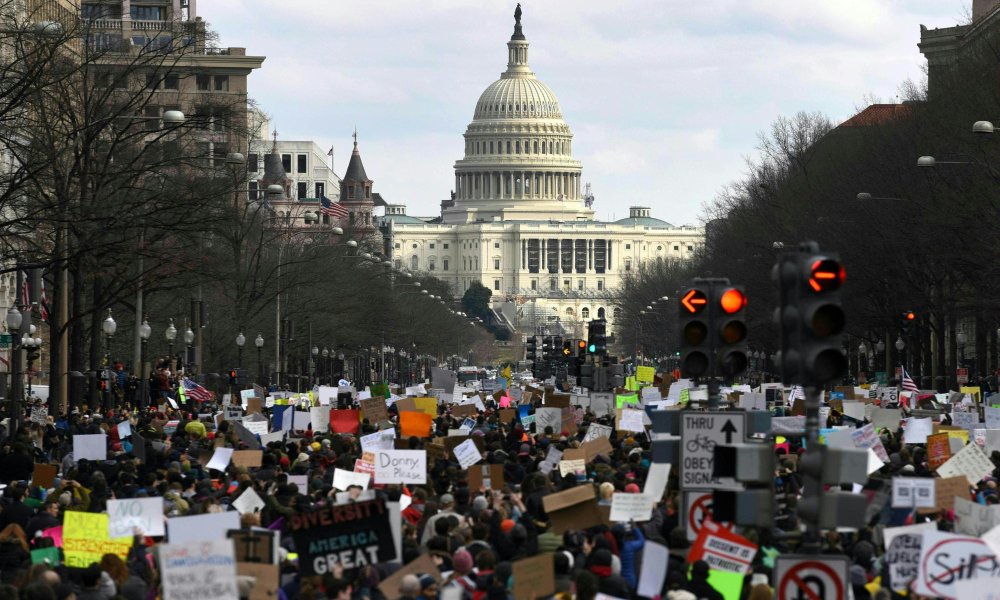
xmin=535 ymin=407 xmax=562 ymax=432
xmin=914 ymin=531 xmax=1000 ymax=598
xmin=237 ymin=562 xmax=279 ymax=600
xmin=581 ymin=436 xmax=614 ymax=462
xmin=891 ymin=477 xmax=935 ymax=509
xmin=63 ymin=512 xmax=131 ymax=568
xmin=231 ymin=450 xmax=263 ymax=468
xmin=167 ymin=511 xmax=240 ymax=544
xmin=871 ymin=408 xmax=902 ymax=432
xmin=467 ymin=464 xmax=505 ymax=492
xmin=414 ymin=396 xmax=438 ymax=417
xmin=903 ymin=417 xmax=933 ymax=444
xmin=453 ymin=438 xmax=482 ymax=470
xmin=160 ymin=538 xmax=239 ymax=600
xmin=542 ymin=485 xmax=605 ymax=534
xmin=400 ymin=411 xmax=433 ymax=438
xmin=31 ymin=547 xmax=59 ymax=566
xmin=378 ymin=554 xmax=440 ymax=600
xmin=310 ymin=406 xmax=331 ymax=433
xmin=243 ymin=420 xmax=269 ymax=436
xmin=609 ymin=493 xmax=653 ymax=522
xmin=107 ymin=497 xmax=165 ymax=538
xmin=206 ymin=447 xmax=233 ymax=472
xmin=360 ymin=430 xmax=396 ymax=453
xmin=954 ymin=496 xmax=1000 ymax=536
xmin=619 ymin=408 xmax=645 ymax=433
xmin=558 ymin=459 xmax=585 ymax=478
xmin=361 ymin=397 xmax=389 ymax=423
xmin=374 ymin=450 xmax=427 ymax=484
xmin=116 ymin=420 xmax=131 ymax=438
xmin=290 ymin=499 xmax=395 ymax=576
xmin=687 ymin=519 xmax=757 ymax=574
xmin=927 ymin=432 xmax=952 ymax=470
xmin=637 ymin=541 xmax=668 ymax=598
xmin=884 ymin=522 xmax=936 ymax=592
xmin=73 ymin=434 xmax=107 ymax=461
xmin=644 ymin=462 xmax=671 ymax=501
xmin=937 ymin=442 xmax=995 ymax=485
xmin=231 ymin=488 xmax=266 ymax=515
xmin=31 ymin=464 xmax=57 ymax=489
xmin=330 ymin=410 xmax=360 ymax=434
xmin=583 ymin=423 xmax=613 ymax=442
xmin=512 ymin=554 xmax=555 ymax=600
xmin=333 ymin=468 xmax=371 ymax=491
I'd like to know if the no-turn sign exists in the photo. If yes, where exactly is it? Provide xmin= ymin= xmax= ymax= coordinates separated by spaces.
xmin=683 ymin=491 xmax=731 ymax=542
xmin=775 ymin=555 xmax=849 ymax=600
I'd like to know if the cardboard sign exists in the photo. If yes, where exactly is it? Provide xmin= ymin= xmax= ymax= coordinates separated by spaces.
xmin=512 ymin=554 xmax=555 ymax=600
xmin=378 ymin=554 xmax=440 ymax=600
xmin=231 ymin=450 xmax=263 ymax=468
xmin=933 ymin=476 xmax=969 ymax=512
xmin=237 ymin=562 xmax=279 ymax=600
xmin=374 ymin=450 xmax=427 ymax=484
xmin=581 ymin=436 xmax=614 ymax=462
xmin=954 ymin=496 xmax=1000 ymax=536
xmin=927 ymin=432 xmax=952 ymax=470
xmin=914 ymin=531 xmax=1000 ymax=598
xmin=160 ymin=539 xmax=239 ymax=600
xmin=542 ymin=485 xmax=605 ymax=534
xmin=467 ymin=464 xmax=505 ymax=491
xmin=289 ymin=499 xmax=395 ymax=576
xmin=687 ymin=519 xmax=757 ymax=574
xmin=107 ymin=497 xmax=165 ymax=537
xmin=31 ymin=463 xmax=57 ymax=489
xmin=400 ymin=411 xmax=433 ymax=438
xmin=361 ymin=397 xmax=389 ymax=423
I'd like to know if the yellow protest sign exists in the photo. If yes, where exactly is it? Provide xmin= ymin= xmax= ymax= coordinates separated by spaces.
xmin=960 ymin=386 xmax=982 ymax=404
xmin=63 ymin=512 xmax=131 ymax=568
xmin=625 ymin=376 xmax=640 ymax=391
xmin=414 ymin=396 xmax=438 ymax=417
xmin=946 ymin=429 xmax=969 ymax=444
xmin=636 ymin=366 xmax=655 ymax=384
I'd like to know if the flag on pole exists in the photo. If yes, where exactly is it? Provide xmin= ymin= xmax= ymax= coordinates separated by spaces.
xmin=788 ymin=385 xmax=805 ymax=404
xmin=900 ymin=365 xmax=919 ymax=393
xmin=320 ymin=194 xmax=349 ymax=219
xmin=181 ymin=377 xmax=213 ymax=403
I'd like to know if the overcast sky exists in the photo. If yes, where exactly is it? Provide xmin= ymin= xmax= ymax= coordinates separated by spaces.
xmin=200 ymin=0 xmax=966 ymax=226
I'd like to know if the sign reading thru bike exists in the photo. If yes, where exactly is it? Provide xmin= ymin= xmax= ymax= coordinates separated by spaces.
xmin=680 ymin=411 xmax=746 ymax=491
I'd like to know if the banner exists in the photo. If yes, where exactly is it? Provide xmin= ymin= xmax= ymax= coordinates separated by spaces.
xmin=289 ymin=499 xmax=395 ymax=576
xmin=107 ymin=497 xmax=165 ymax=538
xmin=374 ymin=450 xmax=427 ymax=484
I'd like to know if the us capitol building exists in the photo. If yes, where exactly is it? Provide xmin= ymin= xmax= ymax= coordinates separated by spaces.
xmin=381 ymin=7 xmax=704 ymax=338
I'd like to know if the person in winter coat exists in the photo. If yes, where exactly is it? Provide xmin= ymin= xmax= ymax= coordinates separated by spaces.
xmin=587 ymin=549 xmax=631 ymax=598
xmin=684 ymin=560 xmax=724 ymax=600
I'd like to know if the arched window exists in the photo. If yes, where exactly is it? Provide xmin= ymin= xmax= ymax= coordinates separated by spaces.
xmin=565 ymin=307 xmax=575 ymax=317
xmin=410 ymin=255 xmax=418 ymax=271
xmin=581 ymin=308 xmax=590 ymax=319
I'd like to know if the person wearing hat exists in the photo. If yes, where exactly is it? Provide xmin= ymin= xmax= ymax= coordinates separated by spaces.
xmin=684 ymin=560 xmax=724 ymax=600
xmin=587 ymin=548 xmax=631 ymax=598
xmin=416 ymin=574 xmax=437 ymax=600
xmin=421 ymin=493 xmax=461 ymax=545
xmin=398 ymin=574 xmax=421 ymax=600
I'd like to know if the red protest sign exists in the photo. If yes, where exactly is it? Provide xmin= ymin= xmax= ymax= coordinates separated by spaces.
xmin=687 ymin=518 xmax=757 ymax=574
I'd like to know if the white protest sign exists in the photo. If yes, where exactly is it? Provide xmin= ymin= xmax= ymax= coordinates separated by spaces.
xmin=955 ymin=496 xmax=1000 ymax=537
xmin=619 ymin=408 xmax=646 ymax=433
xmin=116 ymin=421 xmax=132 ymax=439
xmin=937 ymin=442 xmax=995 ymax=485
xmin=310 ymin=406 xmax=331 ymax=433
xmin=230 ymin=487 xmax=266 ymax=515
xmin=558 ymin=459 xmax=585 ymax=478
xmin=260 ymin=431 xmax=284 ymax=446
xmin=243 ymin=420 xmax=269 ymax=436
xmin=644 ymin=462 xmax=671 ymax=501
xmin=160 ymin=538 xmax=238 ymax=600
xmin=641 ymin=386 xmax=662 ymax=403
xmin=73 ymin=434 xmax=107 ymax=461
xmin=952 ymin=410 xmax=981 ymax=431
xmin=535 ymin=407 xmax=562 ymax=432
xmin=583 ymin=423 xmax=613 ymax=442
xmin=841 ymin=401 xmax=866 ymax=421
xmin=374 ymin=450 xmax=427 ymax=484
xmin=360 ymin=430 xmax=396 ymax=453
xmin=333 ymin=468 xmax=372 ymax=491
xmin=287 ymin=475 xmax=308 ymax=490
xmin=915 ymin=531 xmax=1000 ymax=598
xmin=987 ymin=407 xmax=1000 ymax=430
xmin=883 ymin=522 xmax=936 ymax=592
xmin=609 ymin=493 xmax=653 ymax=522
xmin=453 ymin=439 xmax=482 ymax=470
xmin=239 ymin=388 xmax=255 ymax=407
xmin=902 ymin=417 xmax=933 ymax=444
xmin=637 ymin=541 xmax=668 ymax=598
xmin=292 ymin=410 xmax=311 ymax=431
xmin=107 ymin=497 xmax=165 ymax=537
xmin=206 ymin=447 xmax=234 ymax=472
xmin=891 ymin=477 xmax=935 ymax=508
xmin=167 ymin=511 xmax=240 ymax=544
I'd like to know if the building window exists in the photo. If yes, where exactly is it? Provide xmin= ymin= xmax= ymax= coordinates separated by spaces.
xmin=412 ymin=243 xmax=417 ymax=249
xmin=625 ymin=244 xmax=631 ymax=250
xmin=296 ymin=154 xmax=307 ymax=173
xmin=430 ymin=243 xmax=436 ymax=249
xmin=394 ymin=243 xmax=401 ymax=249
xmin=248 ymin=181 xmax=258 ymax=200
xmin=131 ymin=5 xmax=164 ymax=19
xmin=214 ymin=75 xmax=229 ymax=91
xmin=410 ymin=256 xmax=418 ymax=270
xmin=563 ymin=279 xmax=570 ymax=290
xmin=248 ymin=153 xmax=259 ymax=172
xmin=281 ymin=154 xmax=291 ymax=173
xmin=494 ymin=259 xmax=500 ymax=270
xmin=578 ymin=279 xmax=584 ymax=290
xmin=624 ymin=260 xmax=632 ymax=271
xmin=506 ymin=141 xmax=511 ymax=154
xmin=674 ymin=245 xmax=679 ymax=251
xmin=163 ymin=74 xmax=179 ymax=90
xmin=494 ymin=242 xmax=500 ymax=248
xmin=581 ymin=308 xmax=590 ymax=319
xmin=494 ymin=279 xmax=501 ymax=291
xmin=429 ymin=261 xmax=436 ymax=271
xmin=196 ymin=75 xmax=210 ymax=91
xmin=297 ymin=182 xmax=307 ymax=199
xmin=597 ymin=280 xmax=604 ymax=291
xmin=531 ymin=279 xmax=537 ymax=290
xmin=443 ymin=259 xmax=449 ymax=271
xmin=550 ymin=278 xmax=557 ymax=290
xmin=315 ymin=183 xmax=324 ymax=198
xmin=687 ymin=246 xmax=694 ymax=252
xmin=443 ymin=243 xmax=449 ymax=249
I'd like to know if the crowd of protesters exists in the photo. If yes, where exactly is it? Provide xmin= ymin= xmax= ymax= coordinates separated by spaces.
xmin=0 ymin=373 xmax=992 ymax=600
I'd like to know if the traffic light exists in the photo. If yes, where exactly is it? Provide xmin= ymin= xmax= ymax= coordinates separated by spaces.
xmin=562 ymin=340 xmax=573 ymax=358
xmin=229 ymin=369 xmax=238 ymax=385
xmin=712 ymin=443 xmax=775 ymax=528
xmin=577 ymin=339 xmax=586 ymax=357
xmin=796 ymin=445 xmax=869 ymax=530
xmin=542 ymin=336 xmax=553 ymax=360
xmin=774 ymin=243 xmax=847 ymax=385
xmin=526 ymin=336 xmax=538 ymax=362
xmin=901 ymin=310 xmax=915 ymax=334
xmin=588 ymin=319 xmax=607 ymax=355
xmin=716 ymin=286 xmax=748 ymax=376
xmin=679 ymin=285 xmax=710 ymax=377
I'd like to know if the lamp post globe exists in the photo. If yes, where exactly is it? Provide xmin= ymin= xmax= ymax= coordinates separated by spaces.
xmin=102 ymin=309 xmax=117 ymax=337
xmin=895 ymin=337 xmax=905 ymax=351
xmin=139 ymin=319 xmax=151 ymax=340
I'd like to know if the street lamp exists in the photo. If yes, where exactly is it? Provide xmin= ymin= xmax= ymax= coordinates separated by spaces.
xmin=311 ymin=345 xmax=319 ymax=385
xmin=102 ymin=309 xmax=116 ymax=410
xmin=895 ymin=337 xmax=905 ymax=351
xmin=138 ymin=317 xmax=151 ymax=410
xmin=236 ymin=332 xmax=246 ymax=368
xmin=165 ymin=318 xmax=177 ymax=368
xmin=183 ymin=323 xmax=194 ymax=373
xmin=255 ymin=333 xmax=265 ymax=386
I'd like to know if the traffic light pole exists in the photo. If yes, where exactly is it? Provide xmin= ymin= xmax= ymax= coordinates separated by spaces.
xmin=800 ymin=385 xmax=823 ymax=554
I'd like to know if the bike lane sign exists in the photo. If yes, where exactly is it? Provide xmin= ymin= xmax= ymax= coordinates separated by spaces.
xmin=680 ymin=411 xmax=746 ymax=491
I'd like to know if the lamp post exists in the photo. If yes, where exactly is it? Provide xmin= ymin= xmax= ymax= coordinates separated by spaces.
xmin=321 ymin=347 xmax=329 ymax=384
xmin=23 ymin=334 xmax=42 ymax=400
xmin=102 ymin=309 xmax=117 ymax=411
xmin=236 ymin=332 xmax=246 ymax=369
xmin=183 ymin=323 xmax=194 ymax=375
xmin=139 ymin=317 xmax=151 ymax=410
xmin=5 ymin=305 xmax=23 ymax=431
xmin=311 ymin=345 xmax=319 ymax=387
xmin=255 ymin=333 xmax=265 ymax=386
xmin=165 ymin=319 xmax=177 ymax=369
xmin=895 ymin=336 xmax=906 ymax=377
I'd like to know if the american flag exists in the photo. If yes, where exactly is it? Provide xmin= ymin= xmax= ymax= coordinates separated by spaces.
xmin=787 ymin=385 xmax=805 ymax=403
xmin=181 ymin=377 xmax=214 ymax=403
xmin=320 ymin=194 xmax=349 ymax=219
xmin=20 ymin=272 xmax=49 ymax=322
xmin=901 ymin=365 xmax=919 ymax=393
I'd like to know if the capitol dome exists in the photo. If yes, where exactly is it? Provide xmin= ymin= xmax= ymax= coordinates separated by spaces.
xmin=444 ymin=6 xmax=593 ymax=224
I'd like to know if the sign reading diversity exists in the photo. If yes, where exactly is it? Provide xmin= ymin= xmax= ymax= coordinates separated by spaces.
xmin=289 ymin=499 xmax=395 ymax=576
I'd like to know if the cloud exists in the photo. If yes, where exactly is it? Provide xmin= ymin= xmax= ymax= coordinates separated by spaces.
xmin=198 ymin=0 xmax=961 ymax=227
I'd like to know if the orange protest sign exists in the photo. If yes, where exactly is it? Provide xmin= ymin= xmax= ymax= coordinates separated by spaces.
xmin=400 ymin=411 xmax=433 ymax=438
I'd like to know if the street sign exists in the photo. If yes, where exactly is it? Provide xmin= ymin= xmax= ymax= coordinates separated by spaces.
xmin=683 ymin=491 xmax=732 ymax=542
xmin=680 ymin=411 xmax=746 ymax=491
xmin=957 ymin=368 xmax=969 ymax=385
xmin=0 ymin=333 xmax=9 ymax=349
xmin=775 ymin=555 xmax=849 ymax=600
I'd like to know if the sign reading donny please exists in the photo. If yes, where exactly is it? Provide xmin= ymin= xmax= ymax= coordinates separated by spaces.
xmin=289 ymin=499 xmax=395 ymax=576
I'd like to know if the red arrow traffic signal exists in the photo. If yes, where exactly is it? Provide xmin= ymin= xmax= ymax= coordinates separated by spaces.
xmin=681 ymin=289 xmax=708 ymax=314
xmin=808 ymin=258 xmax=846 ymax=293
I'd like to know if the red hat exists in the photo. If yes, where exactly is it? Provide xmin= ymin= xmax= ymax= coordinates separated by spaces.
xmin=279 ymin=456 xmax=290 ymax=468
xmin=500 ymin=519 xmax=516 ymax=533
xmin=624 ymin=483 xmax=641 ymax=494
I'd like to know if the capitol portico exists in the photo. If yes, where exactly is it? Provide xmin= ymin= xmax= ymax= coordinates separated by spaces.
xmin=384 ymin=7 xmax=704 ymax=339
